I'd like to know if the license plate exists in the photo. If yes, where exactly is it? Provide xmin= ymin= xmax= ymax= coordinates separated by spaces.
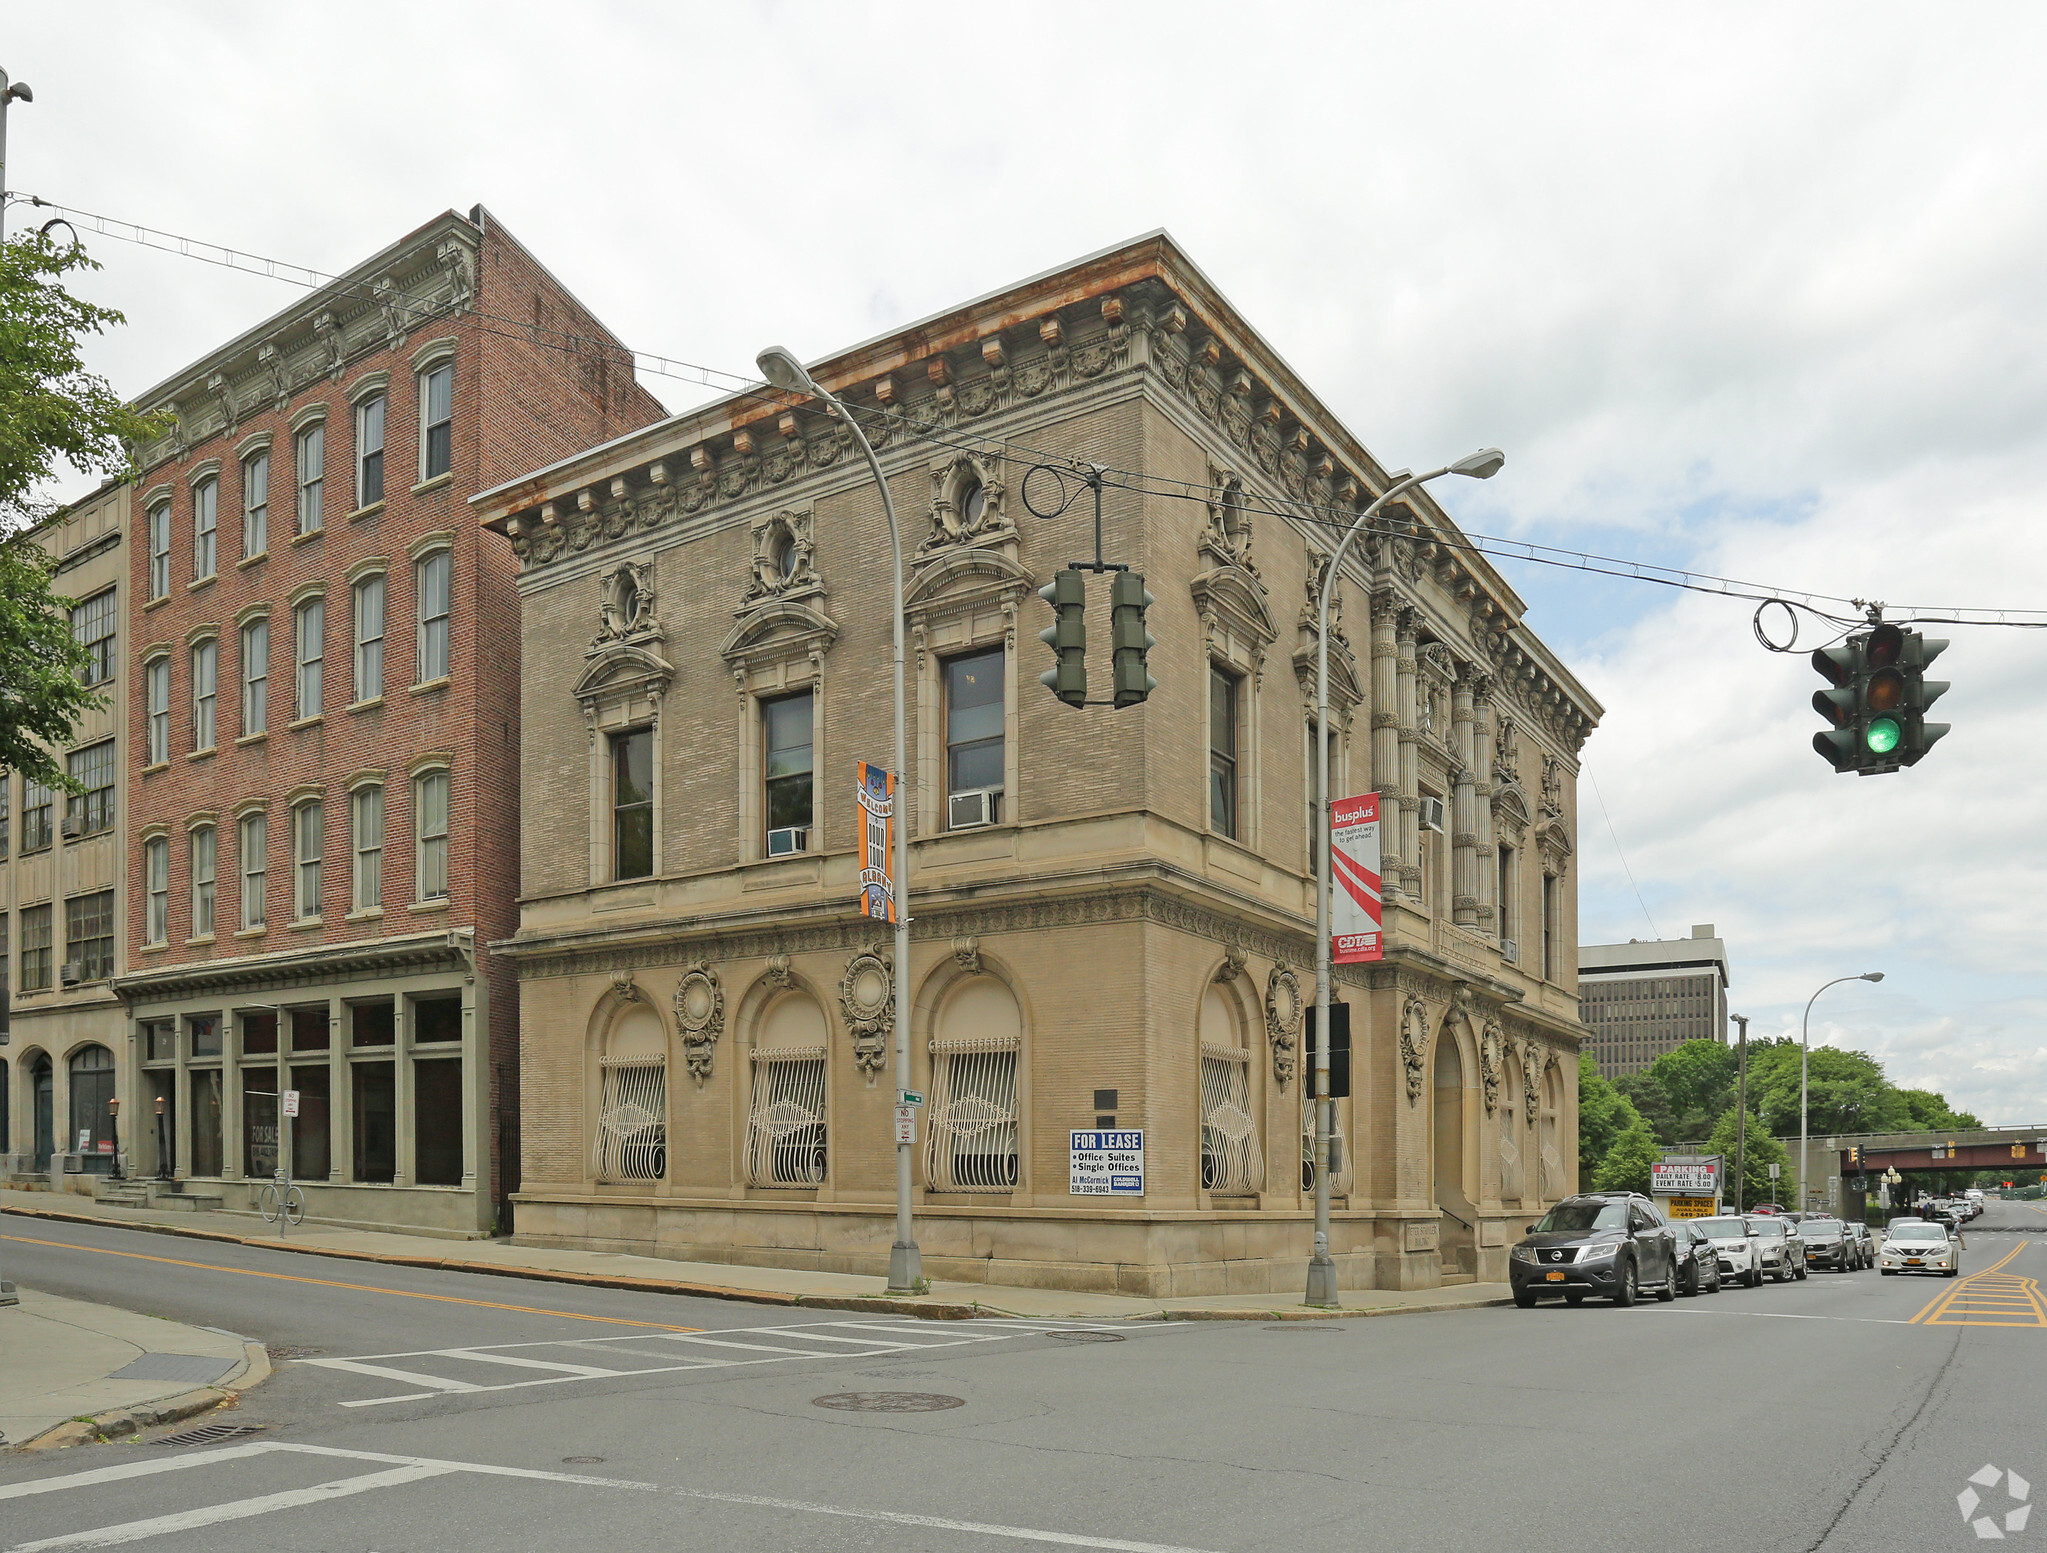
xmin=1545 ymin=1271 xmax=1566 ymax=1282
xmin=1906 ymin=1258 xmax=1923 ymax=1265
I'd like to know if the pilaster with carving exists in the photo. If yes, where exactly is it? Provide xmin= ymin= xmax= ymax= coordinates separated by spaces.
xmin=1394 ymin=609 xmax=1422 ymax=899
xmin=1450 ymin=667 xmax=1479 ymax=927
xmin=1400 ymin=994 xmax=1430 ymax=1105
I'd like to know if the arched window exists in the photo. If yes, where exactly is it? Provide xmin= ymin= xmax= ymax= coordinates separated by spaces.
xmin=744 ymin=992 xmax=828 ymax=1187
xmin=1500 ymin=1054 xmax=1525 ymax=1203
xmin=68 ymin=1044 xmax=117 ymax=1174
xmin=927 ymin=976 xmax=1020 ymax=1191
xmin=1539 ymin=1062 xmax=1565 ymax=1201
xmin=593 ymin=1005 xmax=666 ymax=1182
xmin=1199 ymin=985 xmax=1261 ymax=1193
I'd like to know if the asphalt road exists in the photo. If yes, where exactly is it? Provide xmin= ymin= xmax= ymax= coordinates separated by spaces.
xmin=3 ymin=1199 xmax=2044 ymax=1552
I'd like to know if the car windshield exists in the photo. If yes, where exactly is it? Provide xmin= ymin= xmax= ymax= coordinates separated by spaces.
xmin=1696 ymin=1218 xmax=1748 ymax=1238
xmin=1890 ymin=1226 xmax=1947 ymax=1243
xmin=1534 ymin=1202 xmax=1629 ymax=1233
xmin=1752 ymin=1220 xmax=1786 ymax=1237
xmin=1805 ymin=1222 xmax=1842 ymax=1237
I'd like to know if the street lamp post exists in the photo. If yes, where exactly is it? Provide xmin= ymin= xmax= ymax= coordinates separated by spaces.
xmin=756 ymin=345 xmax=922 ymax=1294
xmin=1729 ymin=1013 xmax=1748 ymax=1212
xmin=0 ymin=67 xmax=33 ymax=244
xmin=1800 ymin=972 xmax=1883 ymax=1213
xmin=1307 ymin=448 xmax=1505 ymax=1308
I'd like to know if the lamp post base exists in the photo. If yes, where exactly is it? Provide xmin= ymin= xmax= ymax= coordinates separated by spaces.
xmin=887 ymin=1241 xmax=925 ymax=1295
xmin=1304 ymin=1252 xmax=1339 ymax=1308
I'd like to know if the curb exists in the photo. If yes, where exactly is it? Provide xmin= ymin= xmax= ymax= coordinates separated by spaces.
xmin=17 ymin=1340 xmax=273 ymax=1453
xmin=1 ymin=1203 xmax=1510 ymax=1326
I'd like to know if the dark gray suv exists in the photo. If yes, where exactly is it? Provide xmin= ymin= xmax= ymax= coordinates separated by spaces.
xmin=1511 ymin=1192 xmax=1679 ymax=1307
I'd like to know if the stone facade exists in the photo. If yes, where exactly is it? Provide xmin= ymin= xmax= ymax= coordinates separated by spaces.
xmin=107 ymin=207 xmax=664 ymax=1235
xmin=473 ymin=233 xmax=1599 ymax=1292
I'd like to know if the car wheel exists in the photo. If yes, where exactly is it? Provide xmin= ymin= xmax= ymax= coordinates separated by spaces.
xmin=1944 ymin=1269 xmax=1958 ymax=1278
xmin=1514 ymin=1289 xmax=1537 ymax=1308
xmin=1747 ymin=1265 xmax=1763 ymax=1288
xmin=1658 ymin=1262 xmax=1678 ymax=1302
xmin=1881 ymin=1267 xmax=1895 ymax=1275
xmin=1681 ymin=1261 xmax=1698 ymax=1298
xmin=1795 ymin=1260 xmax=1808 ymax=1281
xmin=1613 ymin=1258 xmax=1639 ymax=1307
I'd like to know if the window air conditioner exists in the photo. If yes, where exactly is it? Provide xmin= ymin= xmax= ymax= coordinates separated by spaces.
xmin=766 ymin=826 xmax=810 ymax=857
xmin=1420 ymin=797 xmax=1446 ymax=833
xmin=948 ymin=788 xmax=1000 ymax=830
xmin=60 ymin=815 xmax=81 ymax=839
xmin=60 ymin=962 xmax=83 ymax=987
xmin=1500 ymin=938 xmax=1519 ymax=965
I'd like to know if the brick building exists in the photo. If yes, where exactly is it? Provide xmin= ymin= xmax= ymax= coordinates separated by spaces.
xmin=474 ymin=232 xmax=1601 ymax=1294
xmin=109 ymin=207 xmax=662 ymax=1234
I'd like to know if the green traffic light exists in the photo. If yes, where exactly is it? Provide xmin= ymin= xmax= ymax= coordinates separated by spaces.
xmin=1866 ymin=716 xmax=1901 ymax=754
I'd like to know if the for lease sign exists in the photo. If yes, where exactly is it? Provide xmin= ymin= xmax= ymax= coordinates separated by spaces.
xmin=1070 ymin=1130 xmax=1145 ymax=1196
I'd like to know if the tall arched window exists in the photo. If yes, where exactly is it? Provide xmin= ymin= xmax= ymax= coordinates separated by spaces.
xmin=1539 ymin=1062 xmax=1565 ymax=1201
xmin=593 ymin=1004 xmax=666 ymax=1182
xmin=69 ymin=1044 xmax=117 ymax=1174
xmin=1199 ymin=985 xmax=1261 ymax=1194
xmin=1500 ymin=1054 xmax=1525 ymax=1204
xmin=744 ymin=992 xmax=828 ymax=1187
xmin=926 ymin=976 xmax=1020 ymax=1191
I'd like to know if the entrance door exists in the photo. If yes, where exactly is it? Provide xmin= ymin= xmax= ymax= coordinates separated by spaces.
xmin=31 ymin=1056 xmax=55 ymax=1173
xmin=146 ymin=1070 xmax=177 ymax=1178
xmin=68 ymin=1045 xmax=117 ymax=1175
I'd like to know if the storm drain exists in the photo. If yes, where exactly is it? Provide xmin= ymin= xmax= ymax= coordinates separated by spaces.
xmin=156 ymin=1424 xmax=266 ymax=1448
xmin=1047 ymin=1330 xmax=1125 ymax=1343
xmin=265 ymin=1345 xmax=323 ymax=1362
xmin=812 ymin=1392 xmax=965 ymax=1413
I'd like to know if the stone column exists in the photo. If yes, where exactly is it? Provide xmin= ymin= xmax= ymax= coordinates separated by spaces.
xmin=1369 ymin=590 xmax=1403 ymax=897
xmin=1472 ymin=673 xmax=1497 ymax=936
xmin=1451 ymin=670 xmax=1479 ymax=928
xmin=1394 ymin=610 xmax=1421 ymax=900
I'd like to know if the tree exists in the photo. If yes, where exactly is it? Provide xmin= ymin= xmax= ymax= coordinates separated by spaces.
xmin=1614 ymin=1070 xmax=1679 ymax=1146
xmin=1578 ymin=1053 xmax=1646 ymax=1178
xmin=1707 ymin=1106 xmax=1790 ymax=1211
xmin=1594 ymin=1117 xmax=1662 ymax=1195
xmin=0 ymin=234 xmax=155 ymax=791
xmin=1647 ymin=1038 xmax=1738 ymax=1137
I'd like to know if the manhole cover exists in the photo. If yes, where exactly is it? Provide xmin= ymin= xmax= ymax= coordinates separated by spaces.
xmin=561 ymin=1456 xmax=605 ymax=1465
xmin=1048 ymin=1330 xmax=1125 ymax=1343
xmin=266 ymin=1345 xmax=323 ymax=1361
xmin=157 ymin=1424 xmax=266 ymax=1448
xmin=812 ymin=1392 xmax=965 ymax=1413
xmin=1262 ymin=1324 xmax=1343 ymax=1332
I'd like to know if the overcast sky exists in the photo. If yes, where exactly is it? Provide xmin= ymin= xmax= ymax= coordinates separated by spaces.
xmin=9 ymin=3 xmax=2044 ymax=1126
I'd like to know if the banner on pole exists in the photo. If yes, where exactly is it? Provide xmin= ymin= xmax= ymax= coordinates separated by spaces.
xmin=1329 ymin=792 xmax=1383 ymax=964
xmin=856 ymin=762 xmax=897 ymax=924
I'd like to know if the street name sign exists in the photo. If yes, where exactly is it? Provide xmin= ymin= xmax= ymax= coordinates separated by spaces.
xmin=1070 ymin=1130 xmax=1144 ymax=1196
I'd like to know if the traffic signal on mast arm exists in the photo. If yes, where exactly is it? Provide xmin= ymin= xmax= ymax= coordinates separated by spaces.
xmin=1812 ymin=623 xmax=1950 ymax=775
xmin=1895 ymin=630 xmax=1950 ymax=767
xmin=1038 ymin=568 xmax=1088 ymax=708
xmin=1811 ymin=635 xmax=1867 ymax=772
xmin=1109 ymin=571 xmax=1156 ymax=708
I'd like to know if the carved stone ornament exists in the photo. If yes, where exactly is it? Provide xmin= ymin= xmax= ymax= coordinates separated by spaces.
xmin=595 ymin=559 xmax=661 ymax=646
xmin=739 ymin=507 xmax=821 ymax=611
xmin=1480 ymin=1020 xmax=1505 ymax=1116
xmin=1524 ymin=1043 xmax=1545 ymax=1125
xmin=1202 ymin=464 xmax=1256 ymax=574
xmin=1215 ymin=945 xmax=1248 ymax=985
xmin=1401 ymin=995 xmax=1431 ymax=1105
xmin=1495 ymin=719 xmax=1520 ymax=785
xmin=763 ymin=954 xmax=794 ymax=989
xmin=951 ymin=934 xmax=981 ymax=974
xmin=672 ymin=960 xmax=725 ymax=1087
xmin=1265 ymin=964 xmax=1304 ymax=1089
xmin=920 ymin=452 xmax=1013 ymax=554
xmin=1540 ymin=755 xmax=1565 ymax=818
xmin=840 ymin=942 xmax=895 ymax=1080
xmin=611 ymin=972 xmax=641 ymax=1005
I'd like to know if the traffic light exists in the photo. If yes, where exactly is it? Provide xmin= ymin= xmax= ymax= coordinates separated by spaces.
xmin=1037 ymin=568 xmax=1087 ymax=708
xmin=1109 ymin=571 xmax=1156 ymax=709
xmin=1810 ymin=636 xmax=1864 ymax=772
xmin=1895 ymin=630 xmax=1949 ymax=766
xmin=1811 ymin=624 xmax=1950 ymax=775
xmin=1847 ymin=1146 xmax=1861 ymax=1168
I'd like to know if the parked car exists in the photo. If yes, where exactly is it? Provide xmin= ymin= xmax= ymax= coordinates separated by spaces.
xmin=1693 ymin=1215 xmax=1766 ymax=1287
xmin=1800 ymin=1215 xmax=1855 ymax=1272
xmin=1669 ymin=1221 xmax=1724 ymax=1295
xmin=1748 ymin=1214 xmax=1807 ymax=1281
xmin=1926 ymin=1203 xmax=1966 ymax=1240
xmin=1845 ymin=1222 xmax=1874 ymax=1268
xmin=1749 ymin=1203 xmax=1785 ymax=1215
xmin=1510 ymin=1193 xmax=1680 ymax=1308
xmin=1880 ymin=1221 xmax=1959 ymax=1277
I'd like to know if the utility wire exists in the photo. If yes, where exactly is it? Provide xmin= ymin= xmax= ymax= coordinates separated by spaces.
xmin=1587 ymin=770 xmax=1662 ymax=941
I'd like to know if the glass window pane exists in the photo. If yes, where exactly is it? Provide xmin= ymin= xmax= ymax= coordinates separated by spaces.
xmin=763 ymin=693 xmax=812 ymax=779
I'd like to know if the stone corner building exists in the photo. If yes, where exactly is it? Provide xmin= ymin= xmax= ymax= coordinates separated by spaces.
xmin=473 ymin=232 xmax=1600 ymax=1292
xmin=109 ymin=207 xmax=663 ymax=1235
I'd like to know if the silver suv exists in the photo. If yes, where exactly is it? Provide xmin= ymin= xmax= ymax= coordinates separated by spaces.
xmin=1748 ymin=1215 xmax=1807 ymax=1282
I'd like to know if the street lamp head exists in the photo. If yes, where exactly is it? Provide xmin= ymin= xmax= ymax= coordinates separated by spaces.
xmin=1449 ymin=447 xmax=1506 ymax=480
xmin=1861 ymin=972 xmax=1885 ymax=983
xmin=5 ymin=81 xmax=32 ymax=104
xmin=755 ymin=345 xmax=818 ymax=399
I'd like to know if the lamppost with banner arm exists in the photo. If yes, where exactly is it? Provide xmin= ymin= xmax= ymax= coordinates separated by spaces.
xmin=755 ymin=345 xmax=923 ymax=1294
xmin=1306 ymin=447 xmax=1505 ymax=1308
xmin=1800 ymin=972 xmax=1883 ymax=1214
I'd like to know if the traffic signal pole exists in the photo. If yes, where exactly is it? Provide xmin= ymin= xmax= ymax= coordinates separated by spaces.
xmin=1730 ymin=1013 xmax=1747 ymax=1212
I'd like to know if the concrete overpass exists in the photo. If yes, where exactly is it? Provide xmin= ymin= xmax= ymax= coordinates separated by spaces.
xmin=1784 ymin=1125 xmax=2047 ymax=1216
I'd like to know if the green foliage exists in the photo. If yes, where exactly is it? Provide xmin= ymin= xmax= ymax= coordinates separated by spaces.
xmin=1594 ymin=1117 xmax=1662 ymax=1195
xmin=1744 ymin=1042 xmax=1916 ymax=1137
xmin=1577 ymin=1052 xmax=1646 ymax=1177
xmin=0 ymin=537 xmax=100 ymax=792
xmin=1648 ymin=1038 xmax=1739 ymax=1136
xmin=1614 ymin=1070 xmax=1678 ymax=1146
xmin=1898 ymin=1089 xmax=1981 ymax=1132
xmin=1707 ymin=1107 xmax=1791 ymax=1210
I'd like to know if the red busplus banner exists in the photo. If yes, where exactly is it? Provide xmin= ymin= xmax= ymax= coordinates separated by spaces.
xmin=1330 ymin=792 xmax=1383 ymax=964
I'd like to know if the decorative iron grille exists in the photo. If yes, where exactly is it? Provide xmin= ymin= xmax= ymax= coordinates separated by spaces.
xmin=926 ymin=1038 xmax=1019 ymax=1191
xmin=1199 ymin=1045 xmax=1262 ymax=1193
xmin=744 ymin=1047 xmax=828 ymax=1186
xmin=593 ymin=1057 xmax=666 ymax=1180
xmin=1300 ymin=1092 xmax=1354 ymax=1196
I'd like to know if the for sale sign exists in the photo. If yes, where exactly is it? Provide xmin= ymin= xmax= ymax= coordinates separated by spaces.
xmin=1329 ymin=793 xmax=1383 ymax=964
xmin=1070 ymin=1130 xmax=1144 ymax=1196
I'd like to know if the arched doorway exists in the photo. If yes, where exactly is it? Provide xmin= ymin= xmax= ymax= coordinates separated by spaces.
xmin=1433 ymin=1034 xmax=1474 ymax=1275
xmin=69 ymin=1045 xmax=117 ymax=1175
xmin=31 ymin=1054 xmax=56 ymax=1174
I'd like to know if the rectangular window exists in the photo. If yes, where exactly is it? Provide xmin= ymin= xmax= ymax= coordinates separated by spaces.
xmin=415 ymin=551 xmax=450 ymax=684
xmin=1542 ymin=873 xmax=1557 ymax=981
xmin=147 ymin=657 xmax=170 ymax=764
xmin=70 ymin=590 xmax=117 ymax=686
xmin=66 ymin=741 xmax=116 ymax=836
xmin=20 ymin=904 xmax=52 ymax=992
xmin=295 ymin=422 xmax=324 ymax=535
xmin=945 ymin=649 xmax=1003 ymax=808
xmin=594 ymin=1058 xmax=667 ymax=1180
xmin=744 ymin=1053 xmax=826 ymax=1186
xmin=240 ymin=811 xmax=267 ymax=930
xmin=193 ymin=478 xmax=217 ymax=579
xmin=190 ymin=826 xmax=216 ymax=938
xmin=353 ymin=575 xmax=385 ymax=702
xmin=413 ymin=994 xmax=462 ymax=1044
xmin=356 ymin=394 xmax=385 ymax=508
xmin=415 ymin=770 xmax=449 ymax=901
xmin=240 ymin=618 xmax=268 ymax=735
xmin=242 ymin=1069 xmax=278 ymax=1179
xmin=612 ymin=728 xmax=653 ymax=880
xmin=191 ymin=639 xmax=217 ymax=752
xmin=926 ymin=1046 xmax=1019 ymax=1190
xmin=21 ymin=776 xmax=53 ymax=853
xmin=414 ymin=1057 xmax=465 ymax=1186
xmin=67 ymin=889 xmax=114 ymax=980
xmin=351 ymin=785 xmax=383 ymax=912
xmin=421 ymin=363 xmax=454 ymax=480
xmin=1305 ymin=718 xmax=1323 ymax=869
xmin=1497 ymin=844 xmax=1514 ymax=945
xmin=351 ymin=1000 xmax=395 ymax=1047
xmin=144 ymin=836 xmax=169 ymax=944
xmin=763 ymin=692 xmax=813 ymax=839
xmin=294 ymin=800 xmax=323 ymax=920
xmin=243 ymin=450 xmax=269 ymax=557
xmin=148 ymin=503 xmax=171 ymax=599
xmin=0 ymin=771 xmax=10 ymax=861
xmin=352 ymin=1061 xmax=396 ymax=1183
xmin=1209 ymin=664 xmax=1239 ymax=839
xmin=1200 ymin=1047 xmax=1261 ymax=1193
xmin=190 ymin=1067 xmax=223 ymax=1178
xmin=295 ymin=597 xmax=324 ymax=719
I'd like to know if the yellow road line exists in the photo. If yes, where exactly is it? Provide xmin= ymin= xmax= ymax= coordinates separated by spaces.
xmin=0 ymin=1234 xmax=705 ymax=1333
xmin=1909 ymin=1240 xmax=2047 ymax=1328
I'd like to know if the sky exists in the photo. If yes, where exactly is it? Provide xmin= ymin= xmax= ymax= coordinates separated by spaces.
xmin=7 ymin=2 xmax=2044 ymax=1125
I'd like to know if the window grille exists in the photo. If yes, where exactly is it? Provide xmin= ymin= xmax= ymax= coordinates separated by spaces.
xmin=1500 ymin=1120 xmax=1524 ymax=1201
xmin=592 ymin=1057 xmax=667 ymax=1180
xmin=1300 ymin=1092 xmax=1354 ymax=1197
xmin=744 ymin=1047 xmax=828 ymax=1187
xmin=1200 ymin=1044 xmax=1262 ymax=1193
xmin=926 ymin=1038 xmax=1019 ymax=1191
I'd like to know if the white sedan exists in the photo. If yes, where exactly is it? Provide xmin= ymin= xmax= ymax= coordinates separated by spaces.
xmin=1693 ymin=1216 xmax=1766 ymax=1287
xmin=1880 ymin=1223 xmax=1959 ymax=1277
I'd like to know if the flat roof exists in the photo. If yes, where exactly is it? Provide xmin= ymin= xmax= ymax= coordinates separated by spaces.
xmin=1579 ymin=935 xmax=1730 ymax=988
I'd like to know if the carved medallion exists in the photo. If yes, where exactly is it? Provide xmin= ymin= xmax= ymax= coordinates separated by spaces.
xmin=1524 ymin=1043 xmax=1545 ymax=1125
xmin=1480 ymin=1020 xmax=1504 ymax=1116
xmin=951 ymin=934 xmax=981 ymax=974
xmin=840 ymin=943 xmax=894 ymax=1080
xmin=1401 ymin=995 xmax=1431 ymax=1106
xmin=672 ymin=959 xmax=725 ymax=1087
xmin=1265 ymin=964 xmax=1304 ymax=1089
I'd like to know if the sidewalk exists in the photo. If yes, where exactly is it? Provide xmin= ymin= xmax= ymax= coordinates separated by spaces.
xmin=1 ymin=1189 xmax=1512 ymax=1324
xmin=0 ymin=1285 xmax=268 ymax=1451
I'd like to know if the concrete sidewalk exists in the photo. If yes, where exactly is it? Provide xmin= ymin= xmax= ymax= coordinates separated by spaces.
xmin=1 ymin=1189 xmax=1512 ymax=1324
xmin=0 ymin=1285 xmax=268 ymax=1451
